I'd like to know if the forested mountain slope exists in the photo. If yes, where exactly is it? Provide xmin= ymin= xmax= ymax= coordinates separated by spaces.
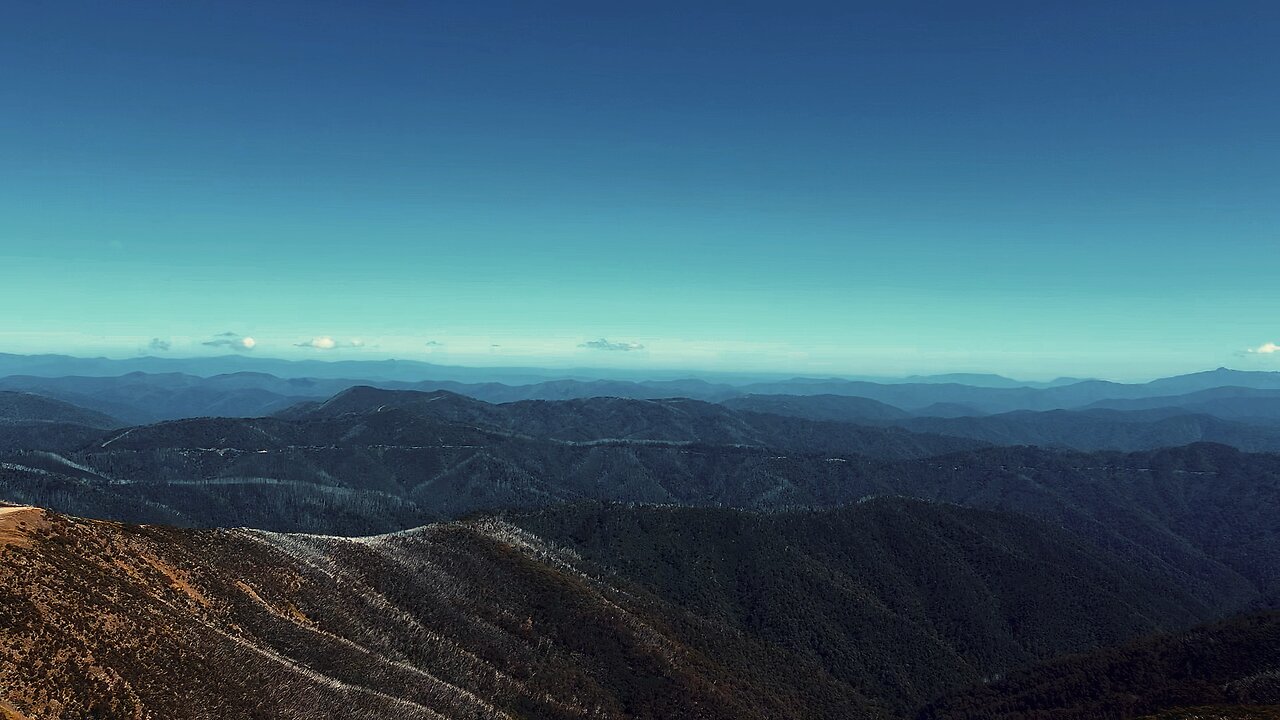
xmin=279 ymin=386 xmax=983 ymax=455
xmin=0 ymin=499 xmax=1224 ymax=719
xmin=899 ymin=409 xmax=1280 ymax=453
xmin=0 ymin=391 xmax=121 ymax=428
xmin=920 ymin=611 xmax=1280 ymax=720
xmin=510 ymin=499 xmax=1217 ymax=715
xmin=4 ymin=425 xmax=1280 ymax=615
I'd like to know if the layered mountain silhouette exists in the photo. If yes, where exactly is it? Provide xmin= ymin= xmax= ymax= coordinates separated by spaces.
xmin=3 ymin=362 xmax=1280 ymax=427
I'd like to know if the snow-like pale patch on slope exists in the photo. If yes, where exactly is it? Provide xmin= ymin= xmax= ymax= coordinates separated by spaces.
xmin=231 ymin=529 xmax=525 ymax=720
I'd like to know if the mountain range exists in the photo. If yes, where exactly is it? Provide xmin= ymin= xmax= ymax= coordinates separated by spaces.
xmin=6 ymin=365 xmax=1280 ymax=456
xmin=4 ymin=358 xmax=1280 ymax=718
xmin=4 ymin=356 xmax=1280 ymax=418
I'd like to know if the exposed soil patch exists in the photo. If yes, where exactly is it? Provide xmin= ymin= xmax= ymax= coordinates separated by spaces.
xmin=0 ymin=506 xmax=47 ymax=550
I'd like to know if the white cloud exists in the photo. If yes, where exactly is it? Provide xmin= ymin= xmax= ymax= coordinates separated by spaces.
xmin=579 ymin=338 xmax=645 ymax=352
xmin=296 ymin=336 xmax=364 ymax=350
xmin=1247 ymin=341 xmax=1280 ymax=354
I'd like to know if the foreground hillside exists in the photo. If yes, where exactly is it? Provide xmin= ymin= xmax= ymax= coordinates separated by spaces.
xmin=0 ymin=499 xmax=1228 ymax=719
xmin=0 ymin=503 xmax=864 ymax=720
xmin=510 ymin=501 xmax=1217 ymax=715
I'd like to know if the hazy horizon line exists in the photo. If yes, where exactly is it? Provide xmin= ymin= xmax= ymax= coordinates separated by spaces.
xmin=4 ymin=348 xmax=1276 ymax=386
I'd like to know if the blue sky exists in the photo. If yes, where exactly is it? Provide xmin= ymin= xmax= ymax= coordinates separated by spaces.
xmin=1 ymin=1 xmax=1277 ymax=380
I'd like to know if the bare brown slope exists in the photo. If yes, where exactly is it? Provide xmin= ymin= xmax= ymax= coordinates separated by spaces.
xmin=0 ymin=506 xmax=47 ymax=549
xmin=0 ymin=507 xmax=869 ymax=720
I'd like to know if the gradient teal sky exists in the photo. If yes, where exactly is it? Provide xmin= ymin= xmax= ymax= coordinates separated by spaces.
xmin=2 ymin=2 xmax=1277 ymax=380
